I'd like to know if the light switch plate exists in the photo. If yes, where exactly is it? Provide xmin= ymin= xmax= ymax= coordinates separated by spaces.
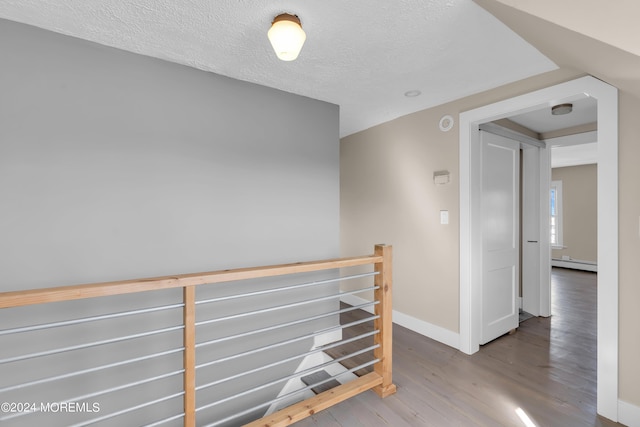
xmin=440 ymin=210 xmax=449 ymax=225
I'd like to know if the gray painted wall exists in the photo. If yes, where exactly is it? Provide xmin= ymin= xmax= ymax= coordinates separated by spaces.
xmin=0 ymin=19 xmax=339 ymax=290
xmin=0 ymin=19 xmax=340 ymax=426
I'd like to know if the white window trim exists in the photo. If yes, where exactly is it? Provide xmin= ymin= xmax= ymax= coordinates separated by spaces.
xmin=551 ymin=180 xmax=563 ymax=249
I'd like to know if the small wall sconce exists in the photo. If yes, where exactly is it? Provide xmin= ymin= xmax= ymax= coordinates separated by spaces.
xmin=434 ymin=170 xmax=450 ymax=185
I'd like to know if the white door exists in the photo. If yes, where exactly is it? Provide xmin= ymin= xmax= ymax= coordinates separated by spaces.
xmin=480 ymin=130 xmax=520 ymax=345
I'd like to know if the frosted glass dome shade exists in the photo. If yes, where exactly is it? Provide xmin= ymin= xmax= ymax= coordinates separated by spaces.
xmin=268 ymin=14 xmax=306 ymax=61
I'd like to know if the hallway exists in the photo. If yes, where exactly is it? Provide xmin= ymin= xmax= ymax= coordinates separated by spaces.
xmin=297 ymin=268 xmax=623 ymax=426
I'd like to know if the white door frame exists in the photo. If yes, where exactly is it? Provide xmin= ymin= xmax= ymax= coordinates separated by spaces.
xmin=459 ymin=76 xmax=619 ymax=421
xmin=521 ymin=144 xmax=547 ymax=317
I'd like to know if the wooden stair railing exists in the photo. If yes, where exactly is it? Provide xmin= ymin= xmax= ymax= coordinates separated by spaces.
xmin=0 ymin=244 xmax=396 ymax=426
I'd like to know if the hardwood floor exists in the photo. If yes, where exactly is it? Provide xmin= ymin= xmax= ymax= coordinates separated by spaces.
xmin=299 ymin=268 xmax=624 ymax=427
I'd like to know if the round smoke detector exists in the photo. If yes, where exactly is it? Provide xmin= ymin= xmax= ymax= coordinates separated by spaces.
xmin=439 ymin=115 xmax=454 ymax=132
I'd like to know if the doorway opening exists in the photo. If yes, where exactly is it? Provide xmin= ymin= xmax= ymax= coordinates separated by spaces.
xmin=459 ymin=76 xmax=619 ymax=421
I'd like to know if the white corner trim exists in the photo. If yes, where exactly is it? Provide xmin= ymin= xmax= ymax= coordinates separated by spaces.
xmin=619 ymin=400 xmax=640 ymax=427
xmin=340 ymin=295 xmax=460 ymax=350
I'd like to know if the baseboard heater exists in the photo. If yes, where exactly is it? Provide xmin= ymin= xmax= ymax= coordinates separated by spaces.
xmin=551 ymin=258 xmax=597 ymax=272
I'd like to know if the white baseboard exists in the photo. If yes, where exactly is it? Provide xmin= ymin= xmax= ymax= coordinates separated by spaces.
xmin=551 ymin=258 xmax=597 ymax=272
xmin=341 ymin=294 xmax=460 ymax=350
xmin=619 ymin=399 xmax=640 ymax=427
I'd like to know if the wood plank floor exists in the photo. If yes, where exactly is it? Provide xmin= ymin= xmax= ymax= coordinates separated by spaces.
xmin=300 ymin=268 xmax=625 ymax=427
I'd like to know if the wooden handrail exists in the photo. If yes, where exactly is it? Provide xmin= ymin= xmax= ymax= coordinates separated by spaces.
xmin=0 ymin=245 xmax=395 ymax=426
xmin=0 ymin=254 xmax=382 ymax=309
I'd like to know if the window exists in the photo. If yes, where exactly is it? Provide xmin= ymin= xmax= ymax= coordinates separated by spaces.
xmin=550 ymin=180 xmax=563 ymax=248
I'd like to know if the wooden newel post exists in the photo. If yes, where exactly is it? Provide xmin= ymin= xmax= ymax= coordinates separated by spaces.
xmin=373 ymin=244 xmax=397 ymax=397
xmin=183 ymin=286 xmax=196 ymax=427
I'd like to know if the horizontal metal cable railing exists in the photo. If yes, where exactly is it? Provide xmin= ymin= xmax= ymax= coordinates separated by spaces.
xmin=0 ymin=244 xmax=396 ymax=427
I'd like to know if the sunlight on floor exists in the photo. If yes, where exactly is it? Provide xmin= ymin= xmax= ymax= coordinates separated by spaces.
xmin=515 ymin=407 xmax=538 ymax=427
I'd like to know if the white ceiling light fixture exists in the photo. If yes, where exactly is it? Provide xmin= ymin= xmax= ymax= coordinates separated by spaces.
xmin=551 ymin=103 xmax=573 ymax=115
xmin=268 ymin=13 xmax=306 ymax=61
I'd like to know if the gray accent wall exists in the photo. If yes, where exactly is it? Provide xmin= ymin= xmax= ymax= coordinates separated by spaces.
xmin=0 ymin=19 xmax=339 ymax=426
xmin=0 ymin=18 xmax=339 ymax=290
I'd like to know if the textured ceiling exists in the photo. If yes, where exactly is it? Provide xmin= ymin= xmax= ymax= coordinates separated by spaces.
xmin=0 ymin=0 xmax=557 ymax=137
